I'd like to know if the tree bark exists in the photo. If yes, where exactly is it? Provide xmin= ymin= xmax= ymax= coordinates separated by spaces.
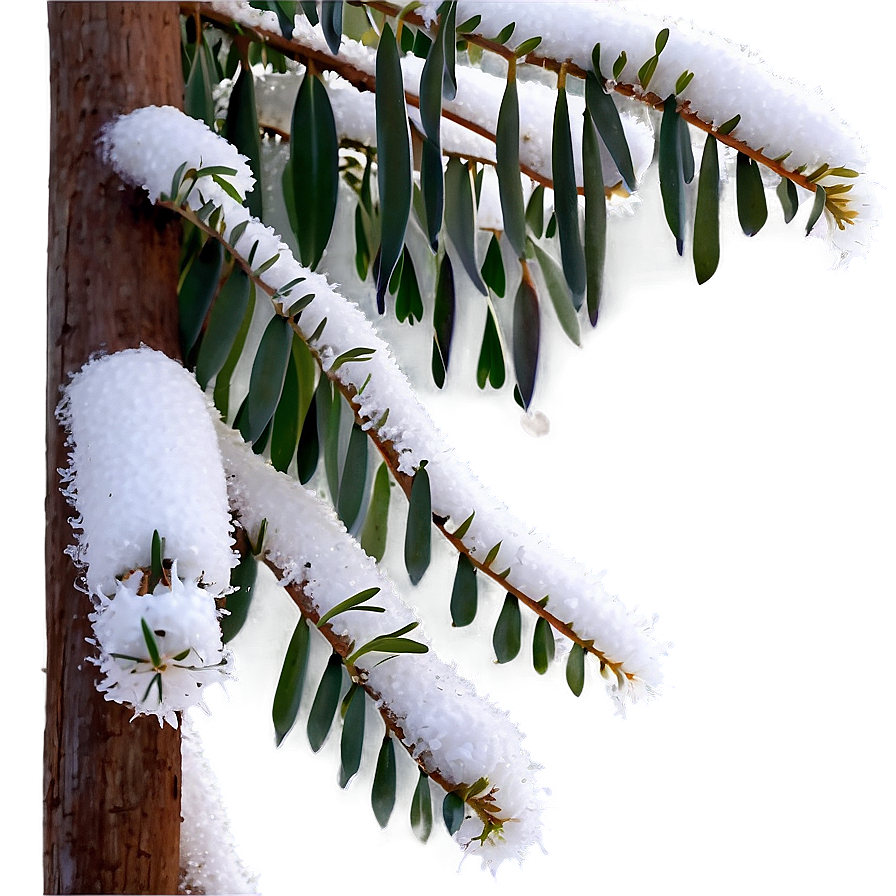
xmin=46 ymin=5 xmax=184 ymax=893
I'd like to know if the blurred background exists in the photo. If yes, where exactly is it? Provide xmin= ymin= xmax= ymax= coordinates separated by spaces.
xmin=8 ymin=2 xmax=894 ymax=893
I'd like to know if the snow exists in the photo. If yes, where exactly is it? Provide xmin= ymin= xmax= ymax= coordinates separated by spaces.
xmin=103 ymin=105 xmax=668 ymax=706
xmin=216 ymin=420 xmax=546 ymax=869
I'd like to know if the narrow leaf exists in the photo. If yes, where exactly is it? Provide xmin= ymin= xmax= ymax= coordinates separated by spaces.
xmin=141 ymin=618 xmax=162 ymax=669
xmin=320 ymin=0 xmax=343 ymax=54
xmin=242 ymin=315 xmax=293 ymax=444
xmin=532 ymin=616 xmax=555 ymax=674
xmin=481 ymin=233 xmax=506 ymax=297
xmin=441 ymin=1 xmax=457 ymax=100
xmin=296 ymin=391 xmax=320 ymax=484
xmin=476 ymin=306 xmax=505 ymax=390
xmin=659 ymin=95 xmax=686 ymax=255
xmin=736 ymin=151 xmax=768 ymax=237
xmin=185 ymin=32 xmax=215 ymax=127
xmin=805 ymin=185 xmax=826 ymax=236
xmin=338 ymin=683 xmax=366 ymax=788
xmin=404 ymin=461 xmax=432 ymax=586
xmin=337 ymin=422 xmax=369 ymax=532
xmin=526 ymin=184 xmax=545 ymax=237
xmin=496 ymin=69 xmax=527 ymax=259
xmin=566 ymin=643 xmax=585 ymax=696
xmin=418 ymin=9 xmax=445 ymax=247
xmin=531 ymin=240 xmax=580 ymax=346
xmin=224 ymin=62 xmax=263 ymax=218
xmin=317 ymin=587 xmax=382 ymax=629
xmin=512 ymin=273 xmax=540 ymax=409
xmin=776 ymin=176 xmax=800 ymax=223
xmin=582 ymin=110 xmax=607 ymax=326
xmin=306 ymin=651 xmax=344 ymax=752
xmin=272 ymin=618 xmax=311 ymax=746
xmin=452 ymin=511 xmax=475 ymax=540
xmin=179 ymin=237 xmax=224 ymax=359
xmin=371 ymin=735 xmax=397 ymax=828
xmin=442 ymin=791 xmax=465 ymax=835
xmin=493 ymin=594 xmax=521 ymax=664
xmin=220 ymin=551 xmax=258 ymax=643
xmin=445 ymin=158 xmax=487 ymax=294
xmin=693 ymin=134 xmax=720 ymax=284
xmin=360 ymin=462 xmax=391 ymax=562
xmin=270 ymin=343 xmax=301 ymax=472
xmin=678 ymin=115 xmax=695 ymax=184
xmin=450 ymin=554 xmax=478 ymax=627
xmin=431 ymin=254 xmax=455 ymax=388
xmin=195 ymin=267 xmax=251 ymax=390
xmin=410 ymin=769 xmax=433 ymax=842
xmin=213 ymin=281 xmax=256 ymax=419
xmin=585 ymin=60 xmax=637 ymax=191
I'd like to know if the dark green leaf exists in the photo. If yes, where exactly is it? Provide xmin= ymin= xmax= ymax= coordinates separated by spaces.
xmin=481 ymin=233 xmax=505 ymax=297
xmin=242 ymin=315 xmax=293 ymax=444
xmin=306 ymin=651 xmax=344 ymax=752
xmin=338 ymin=683 xmax=366 ymax=788
xmin=566 ymin=643 xmax=585 ymax=696
xmin=410 ymin=769 xmax=433 ymax=842
xmin=296 ymin=391 xmax=320 ymax=484
xmin=249 ymin=1 xmax=297 ymax=39
xmin=496 ymin=71 xmax=527 ymax=259
xmin=337 ymin=423 xmax=369 ymax=532
xmin=287 ymin=71 xmax=339 ymax=269
xmin=445 ymin=158 xmax=487 ymax=294
xmin=185 ymin=31 xmax=215 ymax=127
xmin=441 ymin=1 xmax=457 ymax=101
xmin=299 ymin=1 xmax=319 ymax=26
xmin=224 ymin=63 xmax=263 ymax=218
xmin=526 ymin=184 xmax=545 ymax=238
xmin=582 ymin=110 xmax=607 ymax=326
xmin=317 ymin=374 xmax=341 ymax=503
xmin=493 ymin=594 xmax=521 ymax=663
xmin=418 ymin=9 xmax=445 ymax=248
xmin=318 ymin=587 xmax=383 ymax=629
xmin=320 ymin=0 xmax=343 ymax=54
xmin=679 ymin=116 xmax=695 ymax=184
xmin=372 ymin=735 xmax=397 ymax=828
xmin=272 ymin=618 xmax=311 ymax=746
xmin=450 ymin=553 xmax=477 ymax=627
xmin=530 ymin=240 xmax=580 ymax=345
xmin=493 ymin=21 xmax=515 ymax=44
xmin=693 ymin=134 xmax=720 ymax=285
xmin=545 ymin=211 xmax=557 ymax=239
xmin=551 ymin=86 xmax=586 ymax=305
xmin=394 ymin=246 xmax=424 ymax=324
xmin=141 ymin=618 xmax=162 ymax=668
xmin=442 ymin=790 xmax=465 ymax=835
xmin=220 ymin=551 xmax=258 ymax=643
xmin=419 ymin=140 xmax=444 ymax=252
xmin=457 ymin=13 xmax=481 ymax=33
xmin=612 ymin=50 xmax=627 ymax=81
xmin=195 ymin=267 xmax=251 ymax=390
xmin=214 ymin=281 xmax=256 ymax=419
xmin=512 ymin=273 xmax=540 ymax=409
xmin=179 ymin=237 xmax=223 ymax=359
xmin=659 ymin=95 xmax=686 ymax=255
xmin=360 ymin=462 xmax=391 ymax=562
xmin=476 ymin=306 xmax=505 ymax=390
xmin=776 ymin=175 xmax=800 ymax=224
xmin=532 ymin=616 xmax=555 ymax=674
xmin=585 ymin=55 xmax=637 ymax=193
xmin=376 ymin=24 xmax=412 ymax=313
xmin=270 ymin=343 xmax=301 ymax=472
xmin=355 ymin=204 xmax=371 ymax=279
xmin=736 ymin=151 xmax=768 ymax=237
xmin=805 ymin=185 xmax=826 ymax=236
xmin=431 ymin=254 xmax=455 ymax=388
xmin=405 ymin=461 xmax=432 ymax=586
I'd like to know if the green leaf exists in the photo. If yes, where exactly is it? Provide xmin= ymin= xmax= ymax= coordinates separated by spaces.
xmin=224 ymin=63 xmax=263 ymax=218
xmin=514 ymin=35 xmax=542 ymax=57
xmin=476 ymin=306 xmax=506 ymax=390
xmin=493 ymin=594 xmax=521 ymax=663
xmin=586 ymin=50 xmax=637 ymax=193
xmin=354 ymin=204 xmax=371 ymax=279
xmin=450 ymin=554 xmax=478 ymax=627
xmin=287 ymin=71 xmax=339 ymax=269
xmin=418 ymin=9 xmax=445 ymax=248
xmin=493 ymin=21 xmax=515 ymax=44
xmin=214 ymin=281 xmax=256 ymax=420
xmin=359 ymin=462 xmax=391 ymax=561
xmin=431 ymin=254 xmax=456 ymax=388
xmin=337 ymin=423 xmax=369 ymax=532
xmin=317 ymin=587 xmax=383 ymax=629
xmin=445 ymin=158 xmax=488 ymax=294
xmin=481 ymin=233 xmax=506 ymax=297
xmin=442 ymin=791 xmax=465 ymax=835
xmin=717 ymin=114 xmax=740 ymax=136
xmin=320 ymin=0 xmax=343 ymax=54
xmin=299 ymin=1 xmax=319 ymax=26
xmin=410 ymin=769 xmax=433 ymax=842
xmin=393 ymin=247 xmax=424 ymax=324
xmin=693 ymin=134 xmax=720 ymax=285
xmin=530 ymin=240 xmax=580 ymax=346
xmin=404 ymin=461 xmax=432 ymax=586
xmin=483 ymin=541 xmax=502 ymax=568
xmin=220 ymin=551 xmax=258 ymax=643
xmin=512 ymin=273 xmax=540 ymax=409
xmin=805 ymin=185 xmax=826 ymax=236
xmin=372 ymin=735 xmax=397 ymax=828
xmin=566 ymin=643 xmax=585 ymax=696
xmin=679 ymin=117 xmax=695 ymax=185
xmin=317 ymin=375 xmax=341 ymax=503
xmin=306 ymin=651 xmax=345 ymax=752
xmin=347 ymin=636 xmax=429 ymax=666
xmin=270 ymin=343 xmax=301 ymax=472
xmin=441 ymin=1 xmax=458 ymax=101
xmin=272 ymin=618 xmax=311 ymax=746
xmin=185 ymin=30 xmax=215 ymax=127
xmin=141 ymin=618 xmax=162 ymax=669
xmin=637 ymin=28 xmax=669 ymax=91
xmin=532 ymin=616 xmax=555 ymax=674
xmin=249 ymin=1 xmax=297 ymax=39
xmin=736 ymin=151 xmax=768 ymax=237
xmin=195 ymin=268 xmax=251 ymax=391
xmin=376 ymin=25 xmax=412 ymax=313
xmin=457 ymin=13 xmax=481 ymax=33
xmin=330 ymin=346 xmax=376 ymax=372
xmin=242 ymin=315 xmax=293 ymax=444
xmin=179 ymin=237 xmax=223 ymax=359
xmin=612 ymin=50 xmax=627 ymax=81
xmin=496 ymin=71 xmax=527 ymax=259
xmin=150 ymin=529 xmax=164 ymax=592
xmin=776 ymin=176 xmax=800 ymax=224
xmin=659 ymin=95 xmax=686 ymax=255
xmin=296 ymin=391 xmax=320 ymax=484
xmin=551 ymin=85 xmax=586 ymax=306
xmin=525 ymin=184 xmax=545 ymax=238
xmin=338 ymin=683 xmax=366 ymax=788
xmin=675 ymin=70 xmax=695 ymax=94
xmin=452 ymin=511 xmax=475 ymax=540
xmin=582 ymin=110 xmax=607 ymax=326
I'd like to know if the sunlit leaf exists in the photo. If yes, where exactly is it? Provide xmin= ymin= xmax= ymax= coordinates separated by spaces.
xmin=532 ymin=616 xmax=555 ymax=674
xmin=450 ymin=554 xmax=478 ymax=627
xmin=693 ymin=134 xmax=720 ymax=285
xmin=512 ymin=273 xmax=540 ymax=409
xmin=736 ymin=151 xmax=768 ymax=237
xmin=410 ymin=769 xmax=433 ymax=842
xmin=493 ymin=593 xmax=521 ymax=663
xmin=431 ymin=254 xmax=455 ymax=388
xmin=405 ymin=461 xmax=432 ymax=585
xmin=272 ymin=618 xmax=310 ymax=746
xmin=338 ymin=683 xmax=366 ymax=788
xmin=445 ymin=157 xmax=487 ymax=294
xmin=306 ymin=651 xmax=344 ymax=752
xmin=372 ymin=735 xmax=397 ymax=828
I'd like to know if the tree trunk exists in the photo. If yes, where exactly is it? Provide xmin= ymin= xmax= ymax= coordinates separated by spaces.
xmin=45 ymin=5 xmax=184 ymax=893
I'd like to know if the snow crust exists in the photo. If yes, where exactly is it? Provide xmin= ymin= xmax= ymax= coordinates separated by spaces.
xmin=180 ymin=716 xmax=260 ymax=894
xmin=216 ymin=421 xmax=546 ymax=869
xmin=103 ymin=105 xmax=668 ymax=705
xmin=58 ymin=347 xmax=237 ymax=594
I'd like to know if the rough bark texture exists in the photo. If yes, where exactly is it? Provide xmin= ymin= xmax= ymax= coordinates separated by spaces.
xmin=46 ymin=5 xmax=185 ymax=893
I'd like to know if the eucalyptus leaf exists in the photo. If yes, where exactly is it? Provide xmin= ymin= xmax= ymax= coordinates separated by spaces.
xmin=493 ymin=594 xmax=521 ymax=664
xmin=376 ymin=25 xmax=412 ymax=313
xmin=410 ymin=769 xmax=433 ymax=842
xmin=442 ymin=791 xmax=465 ymax=835
xmin=372 ymin=735 xmax=397 ymax=828
xmin=445 ymin=157 xmax=487 ymax=294
xmin=450 ymin=554 xmax=478 ymax=627
xmin=693 ymin=134 xmax=720 ymax=284
xmin=404 ymin=461 xmax=432 ymax=586
xmin=736 ymin=151 xmax=768 ymax=237
xmin=551 ymin=85 xmax=586 ymax=306
xmin=306 ymin=651 xmax=345 ymax=753
xmin=272 ymin=618 xmax=310 ymax=746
